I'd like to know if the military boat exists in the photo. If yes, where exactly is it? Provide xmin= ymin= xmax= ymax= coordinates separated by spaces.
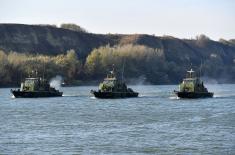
xmin=11 ymin=71 xmax=63 ymax=98
xmin=174 ymin=68 xmax=213 ymax=98
xmin=91 ymin=66 xmax=138 ymax=98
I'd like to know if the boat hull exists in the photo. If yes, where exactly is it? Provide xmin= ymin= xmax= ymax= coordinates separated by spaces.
xmin=11 ymin=90 xmax=63 ymax=98
xmin=91 ymin=91 xmax=138 ymax=99
xmin=175 ymin=91 xmax=213 ymax=98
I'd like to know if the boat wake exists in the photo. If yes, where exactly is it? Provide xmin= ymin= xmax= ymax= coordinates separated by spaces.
xmin=213 ymin=93 xmax=235 ymax=98
xmin=62 ymin=94 xmax=89 ymax=97
xmin=139 ymin=94 xmax=167 ymax=99
xmin=169 ymin=96 xmax=180 ymax=100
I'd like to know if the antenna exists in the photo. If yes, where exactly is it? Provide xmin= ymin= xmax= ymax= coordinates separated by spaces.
xmin=32 ymin=70 xmax=34 ymax=77
xmin=186 ymin=63 xmax=193 ymax=78
xmin=42 ymin=59 xmax=46 ymax=88
xmin=112 ymin=64 xmax=115 ymax=72
xmin=190 ymin=63 xmax=192 ymax=70
xmin=20 ymin=72 xmax=22 ymax=83
xmin=109 ymin=64 xmax=115 ymax=78
xmin=43 ymin=60 xmax=45 ymax=80
xmin=121 ymin=59 xmax=125 ymax=83
xmin=199 ymin=60 xmax=203 ymax=78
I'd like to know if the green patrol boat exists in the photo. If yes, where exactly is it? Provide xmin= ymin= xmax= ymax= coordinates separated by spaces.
xmin=174 ymin=68 xmax=213 ymax=98
xmin=11 ymin=71 xmax=63 ymax=98
xmin=91 ymin=66 xmax=138 ymax=98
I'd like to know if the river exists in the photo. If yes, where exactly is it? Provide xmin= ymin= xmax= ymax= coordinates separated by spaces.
xmin=0 ymin=85 xmax=234 ymax=154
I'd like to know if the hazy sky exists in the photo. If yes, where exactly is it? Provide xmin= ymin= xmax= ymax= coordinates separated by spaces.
xmin=0 ymin=0 xmax=234 ymax=40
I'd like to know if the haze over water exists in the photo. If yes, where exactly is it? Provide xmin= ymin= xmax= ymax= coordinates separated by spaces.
xmin=0 ymin=84 xmax=234 ymax=154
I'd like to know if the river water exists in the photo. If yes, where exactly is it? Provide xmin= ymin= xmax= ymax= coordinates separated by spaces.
xmin=0 ymin=85 xmax=234 ymax=154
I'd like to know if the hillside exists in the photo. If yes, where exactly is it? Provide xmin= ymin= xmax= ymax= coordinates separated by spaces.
xmin=0 ymin=24 xmax=116 ymax=58
xmin=0 ymin=24 xmax=234 ymax=59
xmin=0 ymin=24 xmax=234 ymax=85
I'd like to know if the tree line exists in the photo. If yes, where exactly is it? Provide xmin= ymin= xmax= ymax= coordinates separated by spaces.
xmin=84 ymin=44 xmax=180 ymax=84
xmin=0 ymin=44 xmax=234 ymax=87
xmin=0 ymin=49 xmax=82 ymax=87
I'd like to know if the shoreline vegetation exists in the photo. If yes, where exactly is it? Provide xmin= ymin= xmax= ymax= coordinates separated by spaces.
xmin=0 ymin=24 xmax=234 ymax=87
xmin=0 ymin=44 xmax=234 ymax=88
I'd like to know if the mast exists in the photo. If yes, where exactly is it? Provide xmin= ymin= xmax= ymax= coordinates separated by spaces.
xmin=121 ymin=59 xmax=125 ymax=83
xmin=199 ymin=60 xmax=203 ymax=78
xmin=42 ymin=58 xmax=46 ymax=87
xmin=187 ymin=69 xmax=195 ymax=78
xmin=43 ymin=59 xmax=45 ymax=81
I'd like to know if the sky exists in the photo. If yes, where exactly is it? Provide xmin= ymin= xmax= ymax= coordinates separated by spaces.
xmin=0 ymin=0 xmax=234 ymax=40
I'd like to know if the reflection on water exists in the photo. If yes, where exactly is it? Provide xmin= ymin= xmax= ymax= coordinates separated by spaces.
xmin=0 ymin=84 xmax=234 ymax=154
